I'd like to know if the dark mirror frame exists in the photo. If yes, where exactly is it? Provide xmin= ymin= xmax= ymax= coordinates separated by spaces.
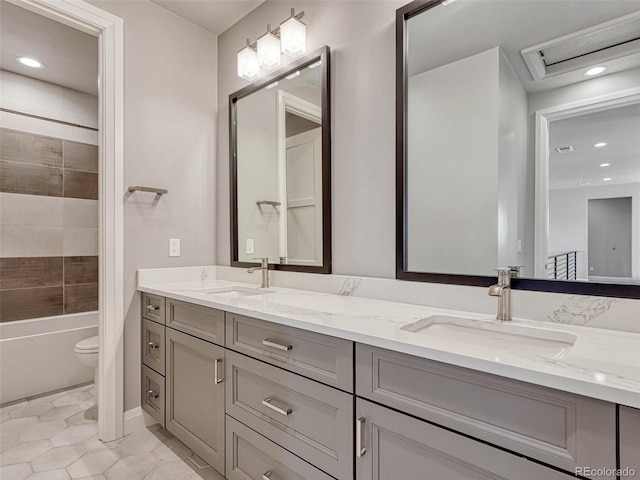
xmin=230 ymin=45 xmax=332 ymax=273
xmin=395 ymin=1 xmax=640 ymax=299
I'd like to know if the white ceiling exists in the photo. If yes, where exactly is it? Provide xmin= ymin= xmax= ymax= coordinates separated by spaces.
xmin=549 ymin=103 xmax=640 ymax=190
xmin=0 ymin=0 xmax=98 ymax=95
xmin=0 ymin=0 xmax=265 ymax=96
xmin=408 ymin=1 xmax=640 ymax=93
xmin=149 ymin=0 xmax=264 ymax=35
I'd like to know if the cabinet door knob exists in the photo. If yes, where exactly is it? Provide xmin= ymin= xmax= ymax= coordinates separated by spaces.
xmin=147 ymin=342 xmax=159 ymax=349
xmin=147 ymin=389 xmax=159 ymax=399
xmin=262 ymin=339 xmax=292 ymax=351
xmin=262 ymin=397 xmax=292 ymax=416
xmin=262 ymin=472 xmax=272 ymax=480
xmin=356 ymin=417 xmax=366 ymax=458
xmin=146 ymin=304 xmax=159 ymax=312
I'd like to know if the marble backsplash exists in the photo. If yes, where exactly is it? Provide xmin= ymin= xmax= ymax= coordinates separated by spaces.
xmin=138 ymin=266 xmax=640 ymax=334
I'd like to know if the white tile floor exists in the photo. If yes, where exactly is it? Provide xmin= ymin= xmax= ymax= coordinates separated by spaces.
xmin=0 ymin=384 xmax=224 ymax=480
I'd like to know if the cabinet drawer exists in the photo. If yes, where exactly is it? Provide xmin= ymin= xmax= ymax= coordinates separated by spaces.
xmin=142 ymin=292 xmax=165 ymax=324
xmin=356 ymin=344 xmax=616 ymax=478
xmin=356 ymin=398 xmax=575 ymax=480
xmin=226 ymin=350 xmax=353 ymax=480
xmin=620 ymin=406 xmax=640 ymax=473
xmin=167 ymin=298 xmax=224 ymax=345
xmin=142 ymin=318 xmax=165 ymax=375
xmin=141 ymin=364 xmax=165 ymax=427
xmin=226 ymin=313 xmax=353 ymax=392
xmin=226 ymin=415 xmax=334 ymax=480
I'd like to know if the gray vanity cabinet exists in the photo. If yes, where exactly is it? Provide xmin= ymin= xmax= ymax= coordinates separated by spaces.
xmin=355 ymin=398 xmax=575 ymax=480
xmin=165 ymin=327 xmax=225 ymax=475
xmin=356 ymin=343 xmax=616 ymax=477
xmin=620 ymin=406 xmax=640 ymax=473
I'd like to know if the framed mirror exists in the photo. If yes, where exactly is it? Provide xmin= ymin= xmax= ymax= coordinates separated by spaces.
xmin=231 ymin=46 xmax=331 ymax=273
xmin=396 ymin=1 xmax=640 ymax=298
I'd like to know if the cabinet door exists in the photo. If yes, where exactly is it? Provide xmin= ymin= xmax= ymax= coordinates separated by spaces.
xmin=620 ymin=406 xmax=640 ymax=473
xmin=166 ymin=327 xmax=225 ymax=475
xmin=355 ymin=398 xmax=575 ymax=480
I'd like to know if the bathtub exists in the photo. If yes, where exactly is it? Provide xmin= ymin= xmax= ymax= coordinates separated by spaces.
xmin=0 ymin=312 xmax=98 ymax=404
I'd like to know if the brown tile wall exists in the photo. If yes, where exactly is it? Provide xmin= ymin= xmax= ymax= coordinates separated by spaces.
xmin=0 ymin=128 xmax=98 ymax=200
xmin=0 ymin=256 xmax=99 ymax=322
xmin=0 ymin=128 xmax=99 ymax=322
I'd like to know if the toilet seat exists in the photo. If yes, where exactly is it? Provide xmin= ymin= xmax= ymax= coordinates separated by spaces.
xmin=75 ymin=335 xmax=99 ymax=354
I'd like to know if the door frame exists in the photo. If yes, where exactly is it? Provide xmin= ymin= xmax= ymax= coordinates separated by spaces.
xmin=276 ymin=90 xmax=322 ymax=263
xmin=533 ymin=88 xmax=640 ymax=278
xmin=8 ymin=0 xmax=125 ymax=441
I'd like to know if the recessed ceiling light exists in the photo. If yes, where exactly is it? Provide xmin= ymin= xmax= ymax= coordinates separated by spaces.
xmin=594 ymin=142 xmax=608 ymax=148
xmin=17 ymin=57 xmax=43 ymax=68
xmin=585 ymin=66 xmax=606 ymax=76
xmin=600 ymin=163 xmax=611 ymax=167
xmin=603 ymin=177 xmax=612 ymax=181
xmin=578 ymin=180 xmax=591 ymax=186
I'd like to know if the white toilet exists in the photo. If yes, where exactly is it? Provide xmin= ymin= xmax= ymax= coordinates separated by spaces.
xmin=75 ymin=335 xmax=99 ymax=404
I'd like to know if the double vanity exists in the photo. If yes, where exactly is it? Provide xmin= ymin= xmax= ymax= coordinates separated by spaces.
xmin=138 ymin=272 xmax=640 ymax=480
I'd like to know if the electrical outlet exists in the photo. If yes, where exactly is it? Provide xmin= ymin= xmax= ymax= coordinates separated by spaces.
xmin=169 ymin=238 xmax=180 ymax=257
xmin=246 ymin=238 xmax=254 ymax=255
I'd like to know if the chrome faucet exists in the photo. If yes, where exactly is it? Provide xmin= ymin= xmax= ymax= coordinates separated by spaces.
xmin=488 ymin=267 xmax=512 ymax=321
xmin=247 ymin=257 xmax=270 ymax=288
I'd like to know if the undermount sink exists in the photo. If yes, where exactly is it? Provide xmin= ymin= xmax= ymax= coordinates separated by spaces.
xmin=401 ymin=315 xmax=577 ymax=359
xmin=190 ymin=286 xmax=274 ymax=298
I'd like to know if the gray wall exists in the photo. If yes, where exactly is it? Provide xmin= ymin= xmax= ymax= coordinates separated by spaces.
xmin=217 ymin=0 xmax=404 ymax=278
xmin=89 ymin=0 xmax=218 ymax=411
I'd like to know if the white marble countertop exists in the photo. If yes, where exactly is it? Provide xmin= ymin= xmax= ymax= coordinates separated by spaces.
xmin=138 ymin=277 xmax=640 ymax=409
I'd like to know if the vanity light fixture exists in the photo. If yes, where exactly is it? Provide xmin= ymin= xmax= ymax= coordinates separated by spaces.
xmin=280 ymin=9 xmax=306 ymax=58
xmin=237 ymin=39 xmax=260 ymax=81
xmin=17 ymin=56 xmax=43 ymax=68
xmin=237 ymin=9 xmax=306 ymax=81
xmin=600 ymin=163 xmax=611 ymax=167
xmin=257 ymin=25 xmax=281 ymax=70
xmin=594 ymin=142 xmax=608 ymax=148
xmin=585 ymin=66 xmax=606 ymax=76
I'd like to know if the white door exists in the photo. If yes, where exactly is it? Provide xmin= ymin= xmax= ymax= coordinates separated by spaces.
xmin=285 ymin=127 xmax=322 ymax=266
xmin=588 ymin=197 xmax=632 ymax=278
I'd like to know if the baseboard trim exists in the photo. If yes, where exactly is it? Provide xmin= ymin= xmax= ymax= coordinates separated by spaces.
xmin=123 ymin=407 xmax=158 ymax=436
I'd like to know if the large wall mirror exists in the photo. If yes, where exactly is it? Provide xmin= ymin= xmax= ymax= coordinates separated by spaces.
xmin=397 ymin=1 xmax=640 ymax=297
xmin=231 ymin=46 xmax=331 ymax=273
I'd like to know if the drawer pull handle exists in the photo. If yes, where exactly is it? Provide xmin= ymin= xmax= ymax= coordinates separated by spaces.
xmin=262 ymin=397 xmax=292 ymax=416
xmin=262 ymin=339 xmax=292 ymax=351
xmin=214 ymin=358 xmax=223 ymax=384
xmin=356 ymin=417 xmax=366 ymax=458
xmin=147 ymin=389 xmax=159 ymax=399
xmin=146 ymin=304 xmax=159 ymax=312
xmin=262 ymin=472 xmax=272 ymax=480
xmin=147 ymin=342 xmax=159 ymax=349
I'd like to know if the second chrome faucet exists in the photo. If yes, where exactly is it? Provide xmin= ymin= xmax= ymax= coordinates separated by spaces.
xmin=247 ymin=257 xmax=270 ymax=288
xmin=488 ymin=267 xmax=512 ymax=321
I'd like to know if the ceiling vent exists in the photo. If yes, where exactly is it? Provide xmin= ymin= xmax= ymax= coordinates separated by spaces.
xmin=521 ymin=11 xmax=640 ymax=82
xmin=555 ymin=146 xmax=574 ymax=154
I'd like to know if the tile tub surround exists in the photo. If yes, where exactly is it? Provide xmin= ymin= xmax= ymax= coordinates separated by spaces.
xmin=0 ymin=256 xmax=98 ymax=322
xmin=0 ymin=128 xmax=98 ymax=322
xmin=138 ymin=267 xmax=640 ymax=409
xmin=0 ymin=384 xmax=224 ymax=480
